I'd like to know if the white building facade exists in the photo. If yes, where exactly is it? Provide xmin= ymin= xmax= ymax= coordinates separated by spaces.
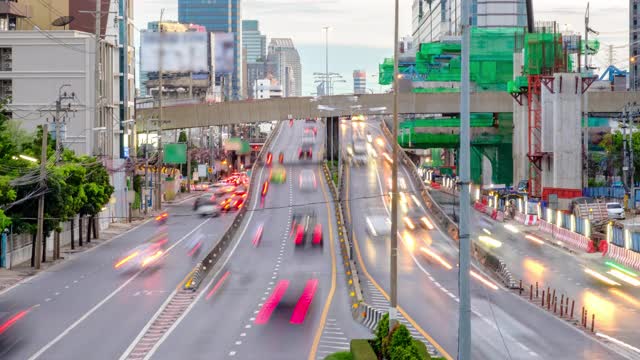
xmin=412 ymin=0 xmax=527 ymax=45
xmin=0 ymin=31 xmax=119 ymax=158
xmin=254 ymin=79 xmax=282 ymax=99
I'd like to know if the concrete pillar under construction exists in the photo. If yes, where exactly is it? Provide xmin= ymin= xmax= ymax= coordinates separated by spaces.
xmin=541 ymin=79 xmax=554 ymax=190
xmin=551 ymin=73 xmax=582 ymax=193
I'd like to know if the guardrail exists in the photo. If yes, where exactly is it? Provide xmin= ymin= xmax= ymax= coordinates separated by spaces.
xmin=380 ymin=120 xmax=517 ymax=289
xmin=184 ymin=121 xmax=283 ymax=291
xmin=321 ymin=162 xmax=365 ymax=313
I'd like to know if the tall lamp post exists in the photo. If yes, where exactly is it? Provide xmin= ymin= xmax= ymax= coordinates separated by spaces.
xmin=458 ymin=0 xmax=472 ymax=358
xmin=389 ymin=0 xmax=400 ymax=331
xmin=323 ymin=26 xmax=330 ymax=95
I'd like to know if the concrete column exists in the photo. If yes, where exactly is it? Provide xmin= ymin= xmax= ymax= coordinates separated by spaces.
xmin=552 ymin=74 xmax=582 ymax=190
xmin=541 ymin=79 xmax=554 ymax=190
xmin=482 ymin=155 xmax=493 ymax=186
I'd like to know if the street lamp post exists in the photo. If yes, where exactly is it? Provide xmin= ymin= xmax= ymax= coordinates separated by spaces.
xmin=458 ymin=0 xmax=472 ymax=358
xmin=389 ymin=0 xmax=400 ymax=331
xmin=323 ymin=26 xmax=330 ymax=96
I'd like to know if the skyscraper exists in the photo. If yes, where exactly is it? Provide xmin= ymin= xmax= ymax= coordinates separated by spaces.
xmin=631 ymin=0 xmax=639 ymax=90
xmin=353 ymin=70 xmax=366 ymax=94
xmin=267 ymin=38 xmax=302 ymax=97
xmin=242 ymin=20 xmax=266 ymax=63
xmin=412 ymin=0 xmax=527 ymax=45
xmin=178 ymin=0 xmax=242 ymax=100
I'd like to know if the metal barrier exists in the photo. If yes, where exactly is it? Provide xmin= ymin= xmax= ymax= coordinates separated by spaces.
xmin=380 ymin=120 xmax=518 ymax=289
xmin=184 ymin=121 xmax=283 ymax=291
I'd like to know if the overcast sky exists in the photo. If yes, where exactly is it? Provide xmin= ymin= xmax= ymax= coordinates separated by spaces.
xmin=135 ymin=0 xmax=632 ymax=93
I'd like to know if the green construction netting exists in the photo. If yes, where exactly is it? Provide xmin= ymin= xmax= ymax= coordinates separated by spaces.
xmin=523 ymin=32 xmax=568 ymax=75
xmin=380 ymin=27 xmax=525 ymax=92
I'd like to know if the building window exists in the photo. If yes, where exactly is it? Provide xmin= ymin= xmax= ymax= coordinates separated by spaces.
xmin=0 ymin=79 xmax=12 ymax=101
xmin=0 ymin=48 xmax=11 ymax=71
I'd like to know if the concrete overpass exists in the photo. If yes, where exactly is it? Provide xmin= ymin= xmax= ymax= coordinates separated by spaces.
xmin=136 ymin=91 xmax=639 ymax=130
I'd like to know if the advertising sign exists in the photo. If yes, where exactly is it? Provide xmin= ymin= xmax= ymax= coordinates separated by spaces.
xmin=141 ymin=32 xmax=208 ymax=72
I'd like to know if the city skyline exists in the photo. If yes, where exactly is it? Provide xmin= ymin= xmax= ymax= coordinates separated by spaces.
xmin=135 ymin=0 xmax=631 ymax=95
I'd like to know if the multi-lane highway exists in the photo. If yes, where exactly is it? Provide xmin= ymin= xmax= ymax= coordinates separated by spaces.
xmin=430 ymin=184 xmax=640 ymax=352
xmin=143 ymin=120 xmax=368 ymax=360
xmin=342 ymin=118 xmax=627 ymax=359
xmin=0 ymin=196 xmax=235 ymax=360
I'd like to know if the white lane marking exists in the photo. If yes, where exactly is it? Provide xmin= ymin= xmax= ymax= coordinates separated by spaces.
xmin=44 ymin=298 xmax=51 ymax=302
xmin=235 ymin=341 xmax=242 ymax=345
xmin=30 ymin=216 xmax=212 ymax=360
xmin=245 ymin=324 xmax=251 ymax=329
xmin=136 ymin=160 xmax=271 ymax=360
xmin=229 ymin=351 xmax=236 ymax=356
xmin=240 ymin=333 xmax=246 ymax=337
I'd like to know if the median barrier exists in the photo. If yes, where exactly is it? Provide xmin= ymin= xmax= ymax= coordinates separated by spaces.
xmin=538 ymin=219 xmax=589 ymax=252
xmin=184 ymin=121 xmax=282 ymax=291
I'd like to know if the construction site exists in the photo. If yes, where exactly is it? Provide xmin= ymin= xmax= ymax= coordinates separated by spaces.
xmin=376 ymin=22 xmax=632 ymax=210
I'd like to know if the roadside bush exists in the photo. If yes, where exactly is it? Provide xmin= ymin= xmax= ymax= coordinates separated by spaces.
xmin=324 ymin=351 xmax=353 ymax=360
xmin=412 ymin=339 xmax=431 ymax=360
xmin=372 ymin=313 xmax=389 ymax=355
xmin=350 ymin=339 xmax=377 ymax=360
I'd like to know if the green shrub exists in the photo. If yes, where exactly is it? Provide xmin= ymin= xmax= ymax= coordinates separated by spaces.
xmin=323 ymin=351 xmax=353 ymax=360
xmin=390 ymin=346 xmax=421 ymax=360
xmin=411 ymin=339 xmax=431 ymax=360
xmin=390 ymin=325 xmax=413 ymax=350
xmin=373 ymin=312 xmax=389 ymax=355
xmin=350 ymin=339 xmax=377 ymax=360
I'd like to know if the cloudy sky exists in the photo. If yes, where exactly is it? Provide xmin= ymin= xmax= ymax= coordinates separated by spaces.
xmin=135 ymin=0 xmax=631 ymax=94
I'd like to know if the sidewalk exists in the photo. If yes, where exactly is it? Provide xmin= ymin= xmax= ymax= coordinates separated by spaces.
xmin=0 ymin=191 xmax=201 ymax=295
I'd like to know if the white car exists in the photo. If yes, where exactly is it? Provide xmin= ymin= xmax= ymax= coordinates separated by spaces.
xmin=196 ymin=199 xmax=221 ymax=217
xmin=606 ymin=202 xmax=625 ymax=220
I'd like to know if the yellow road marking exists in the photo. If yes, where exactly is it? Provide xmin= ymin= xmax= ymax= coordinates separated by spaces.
xmin=308 ymin=166 xmax=338 ymax=360
xmin=345 ymin=165 xmax=453 ymax=360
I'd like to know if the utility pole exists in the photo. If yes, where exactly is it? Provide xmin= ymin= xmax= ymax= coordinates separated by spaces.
xmin=52 ymin=85 xmax=75 ymax=163
xmin=458 ymin=0 xmax=472 ymax=357
xmin=35 ymin=124 xmax=48 ymax=270
xmin=389 ymin=0 xmax=400 ymax=331
xmin=623 ymin=105 xmax=629 ymax=188
xmin=187 ymin=128 xmax=191 ymax=193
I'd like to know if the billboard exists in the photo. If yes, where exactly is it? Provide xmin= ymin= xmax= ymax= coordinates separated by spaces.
xmin=141 ymin=32 xmax=208 ymax=72
xmin=212 ymin=32 xmax=235 ymax=74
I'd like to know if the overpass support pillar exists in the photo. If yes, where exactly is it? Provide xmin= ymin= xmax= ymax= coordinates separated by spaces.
xmin=325 ymin=116 xmax=340 ymax=163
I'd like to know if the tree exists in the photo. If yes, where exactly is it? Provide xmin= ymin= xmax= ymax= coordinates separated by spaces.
xmin=178 ymin=130 xmax=187 ymax=143
xmin=600 ymin=131 xmax=640 ymax=182
xmin=78 ymin=157 xmax=114 ymax=240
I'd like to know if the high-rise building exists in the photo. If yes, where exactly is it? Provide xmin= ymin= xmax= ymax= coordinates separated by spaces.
xmin=267 ymin=38 xmax=301 ymax=97
xmin=412 ymin=0 xmax=527 ymax=45
xmin=178 ymin=0 xmax=242 ymax=100
xmin=254 ymin=79 xmax=282 ymax=99
xmin=353 ymin=70 xmax=366 ymax=94
xmin=631 ymin=0 xmax=639 ymax=90
xmin=242 ymin=20 xmax=266 ymax=63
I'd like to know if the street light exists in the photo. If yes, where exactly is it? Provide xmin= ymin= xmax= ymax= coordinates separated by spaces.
xmin=322 ymin=27 xmax=331 ymax=95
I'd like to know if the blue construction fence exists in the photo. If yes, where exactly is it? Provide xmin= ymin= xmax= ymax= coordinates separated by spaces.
xmin=583 ymin=187 xmax=626 ymax=199
xmin=539 ymin=205 xmax=590 ymax=237
xmin=610 ymin=226 xmax=640 ymax=252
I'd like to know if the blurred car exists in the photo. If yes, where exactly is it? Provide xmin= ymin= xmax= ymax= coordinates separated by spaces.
xmin=607 ymin=202 xmax=625 ymax=219
xmin=298 ymin=145 xmax=313 ymax=160
xmin=365 ymin=215 xmax=391 ymax=237
xmin=194 ymin=194 xmax=216 ymax=210
xmin=195 ymin=198 xmax=221 ymax=217
xmin=261 ymin=180 xmax=269 ymax=197
xmin=266 ymin=152 xmax=273 ymax=166
xmin=270 ymin=166 xmax=287 ymax=184
xmin=114 ymin=232 xmax=169 ymax=271
xmin=279 ymin=152 xmax=284 ymax=164
xmin=193 ymin=182 xmax=209 ymax=191
xmin=155 ymin=211 xmax=169 ymax=225
xmin=304 ymin=126 xmax=317 ymax=136
xmin=220 ymin=194 xmax=246 ymax=212
xmin=214 ymin=185 xmax=236 ymax=196
xmin=299 ymin=169 xmax=317 ymax=191
xmin=291 ymin=210 xmax=323 ymax=247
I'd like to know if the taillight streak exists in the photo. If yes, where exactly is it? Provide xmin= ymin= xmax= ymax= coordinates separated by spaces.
xmin=290 ymin=279 xmax=319 ymax=324
xmin=255 ymin=280 xmax=289 ymax=324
